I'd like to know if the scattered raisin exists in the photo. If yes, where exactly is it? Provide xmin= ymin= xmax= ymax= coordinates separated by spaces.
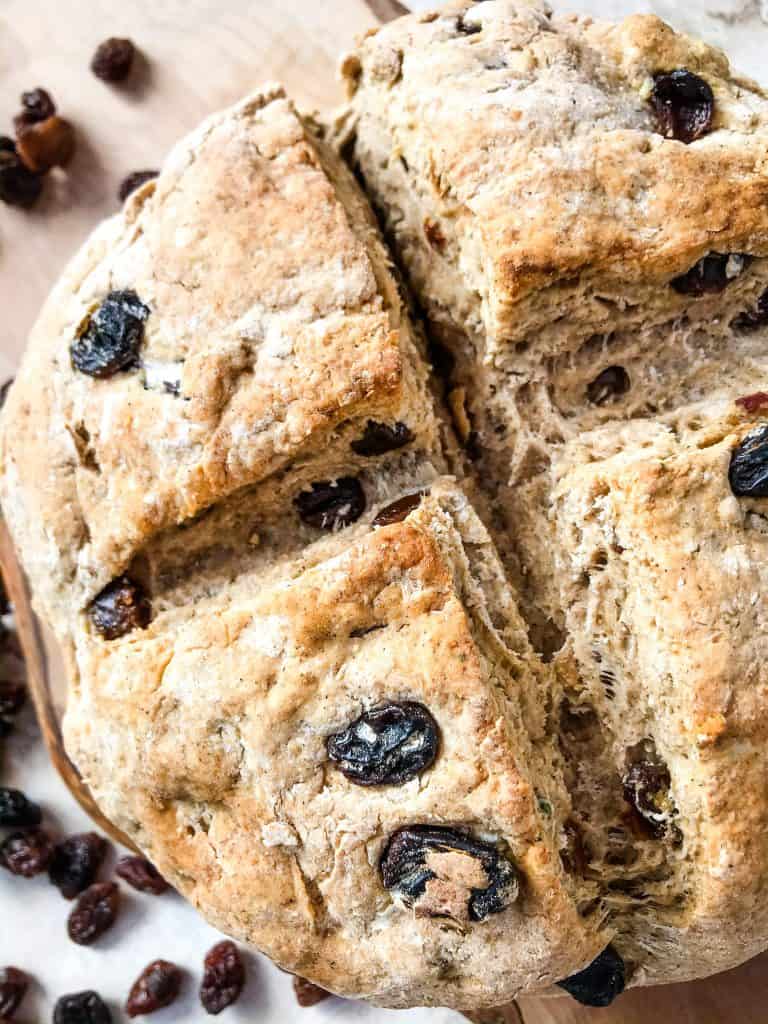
xmin=736 ymin=392 xmax=768 ymax=414
xmin=54 ymin=990 xmax=112 ymax=1024
xmin=672 ymin=253 xmax=750 ymax=296
xmin=0 ymin=137 xmax=16 ymax=154
xmin=380 ymin=825 xmax=519 ymax=922
xmin=0 ymin=967 xmax=29 ymax=1018
xmin=1 ymin=829 xmax=54 ymax=877
xmin=294 ymin=478 xmax=366 ymax=530
xmin=19 ymin=87 xmax=56 ymax=123
xmin=622 ymin=758 xmax=674 ymax=838
xmin=293 ymin=976 xmax=331 ymax=1008
xmin=586 ymin=366 xmax=630 ymax=406
xmin=49 ymin=832 xmax=108 ymax=900
xmin=733 ymin=288 xmax=768 ymax=331
xmin=351 ymin=420 xmax=414 ymax=457
xmin=557 ymin=945 xmax=626 ymax=1007
xmin=650 ymin=69 xmax=714 ymax=144
xmin=200 ymin=940 xmax=245 ymax=1015
xmin=0 ymin=719 xmax=13 ymax=739
xmin=0 ymin=150 xmax=43 ymax=209
xmin=91 ymin=38 xmax=136 ymax=83
xmin=0 ymin=379 xmax=13 ymax=409
xmin=126 ymin=960 xmax=183 ymax=1018
xmin=730 ymin=425 xmax=768 ymax=498
xmin=70 ymin=290 xmax=150 ymax=378
xmin=118 ymin=170 xmax=159 ymax=203
xmin=0 ymin=680 xmax=25 ymax=717
xmin=327 ymin=702 xmax=439 ymax=786
xmin=115 ymin=856 xmax=169 ymax=894
xmin=68 ymin=881 xmax=120 ymax=945
xmin=88 ymin=576 xmax=151 ymax=640
xmin=0 ymin=788 xmax=42 ymax=828
xmin=372 ymin=491 xmax=426 ymax=527
xmin=16 ymin=116 xmax=76 ymax=174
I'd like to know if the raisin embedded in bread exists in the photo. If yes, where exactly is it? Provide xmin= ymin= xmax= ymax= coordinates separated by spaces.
xmin=0 ymin=85 xmax=443 ymax=637
xmin=0 ymin=84 xmax=603 ymax=1010
xmin=343 ymin=0 xmax=768 ymax=992
xmin=64 ymin=478 xmax=603 ymax=1008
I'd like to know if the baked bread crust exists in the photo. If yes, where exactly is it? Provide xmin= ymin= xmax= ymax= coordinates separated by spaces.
xmin=343 ymin=0 xmax=768 ymax=994
xmin=4 ymin=2 xmax=768 ymax=1010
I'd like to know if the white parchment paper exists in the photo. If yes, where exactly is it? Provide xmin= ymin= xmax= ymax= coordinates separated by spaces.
xmin=1 ymin=1 xmax=765 ymax=1020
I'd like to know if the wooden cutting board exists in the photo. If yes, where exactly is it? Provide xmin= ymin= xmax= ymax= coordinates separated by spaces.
xmin=1 ymin=1 xmax=766 ymax=1021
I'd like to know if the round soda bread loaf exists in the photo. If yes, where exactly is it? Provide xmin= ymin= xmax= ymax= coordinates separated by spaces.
xmin=2 ymin=0 xmax=768 ymax=1012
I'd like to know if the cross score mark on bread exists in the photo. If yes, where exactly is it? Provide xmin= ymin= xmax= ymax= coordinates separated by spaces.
xmin=2 ymin=0 xmax=768 ymax=1011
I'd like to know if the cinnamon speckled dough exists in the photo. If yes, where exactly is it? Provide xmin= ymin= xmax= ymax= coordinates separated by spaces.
xmin=64 ymin=481 xmax=605 ymax=1008
xmin=343 ymin=0 xmax=768 ymax=992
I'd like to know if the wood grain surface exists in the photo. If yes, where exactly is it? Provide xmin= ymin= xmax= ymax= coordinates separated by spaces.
xmin=1 ymin=1 xmax=767 ymax=1021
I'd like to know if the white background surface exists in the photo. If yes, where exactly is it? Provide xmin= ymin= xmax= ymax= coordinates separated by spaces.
xmin=1 ymin=1 xmax=766 ymax=1021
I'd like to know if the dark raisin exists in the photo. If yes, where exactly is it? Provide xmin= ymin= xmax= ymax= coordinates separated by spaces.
xmin=91 ymin=38 xmax=136 ymax=82
xmin=115 ymin=856 xmax=169 ymax=894
xmin=88 ymin=576 xmax=151 ymax=640
xmin=49 ymin=832 xmax=108 ymax=900
xmin=0 ymin=967 xmax=29 ymax=1018
xmin=19 ymin=87 xmax=56 ymax=123
xmin=1 ymin=829 xmax=54 ymax=877
xmin=733 ymin=288 xmax=768 ymax=331
xmin=671 ymin=253 xmax=750 ymax=295
xmin=327 ymin=702 xmax=439 ymax=786
xmin=68 ymin=881 xmax=120 ymax=945
xmin=0 ymin=787 xmax=42 ymax=828
xmin=730 ymin=425 xmax=768 ymax=498
xmin=622 ymin=759 xmax=673 ymax=838
xmin=350 ymin=420 xmax=414 ymax=457
xmin=0 ymin=378 xmax=13 ymax=409
xmin=0 ymin=718 xmax=12 ymax=739
xmin=736 ymin=392 xmax=768 ymax=414
xmin=0 ymin=680 xmax=25 ymax=717
xmin=372 ymin=491 xmax=426 ymax=527
xmin=118 ymin=170 xmax=159 ymax=203
xmin=292 ymin=976 xmax=331 ymax=1008
xmin=16 ymin=116 xmax=76 ymax=174
xmin=294 ymin=478 xmax=366 ymax=530
xmin=650 ymin=69 xmax=714 ymax=144
xmin=380 ymin=825 xmax=519 ymax=923
xmin=200 ymin=940 xmax=245 ymax=1015
xmin=70 ymin=290 xmax=150 ymax=378
xmin=586 ymin=366 xmax=630 ymax=406
xmin=126 ymin=960 xmax=183 ymax=1018
xmin=557 ymin=945 xmax=626 ymax=1007
xmin=0 ymin=137 xmax=16 ymax=154
xmin=54 ymin=990 xmax=112 ymax=1024
xmin=0 ymin=150 xmax=43 ymax=209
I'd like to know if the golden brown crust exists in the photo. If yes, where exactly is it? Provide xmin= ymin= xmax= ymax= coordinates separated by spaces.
xmin=345 ymin=0 xmax=768 ymax=344
xmin=65 ymin=485 xmax=605 ymax=1008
